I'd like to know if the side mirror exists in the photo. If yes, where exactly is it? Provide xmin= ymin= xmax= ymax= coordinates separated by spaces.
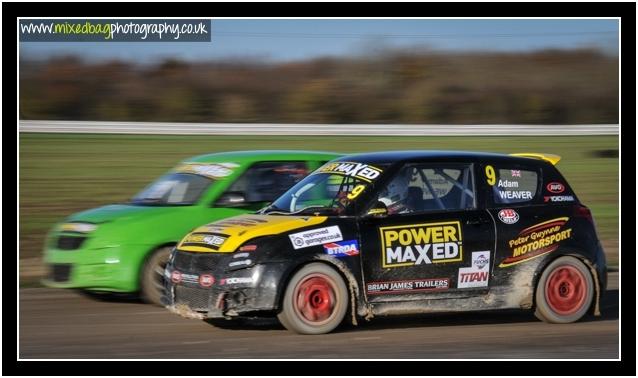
xmin=366 ymin=201 xmax=388 ymax=217
xmin=215 ymin=191 xmax=247 ymax=207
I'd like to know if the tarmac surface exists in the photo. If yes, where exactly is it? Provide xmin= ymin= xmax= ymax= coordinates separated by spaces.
xmin=19 ymin=272 xmax=619 ymax=359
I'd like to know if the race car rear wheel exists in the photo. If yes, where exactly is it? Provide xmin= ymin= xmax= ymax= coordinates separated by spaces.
xmin=277 ymin=263 xmax=348 ymax=334
xmin=534 ymin=256 xmax=594 ymax=323
xmin=140 ymin=246 xmax=173 ymax=306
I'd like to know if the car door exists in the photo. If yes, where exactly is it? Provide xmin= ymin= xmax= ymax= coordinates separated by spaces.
xmin=359 ymin=161 xmax=496 ymax=302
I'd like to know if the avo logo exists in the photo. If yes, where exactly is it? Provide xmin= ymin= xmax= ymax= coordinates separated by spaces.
xmin=546 ymin=182 xmax=565 ymax=194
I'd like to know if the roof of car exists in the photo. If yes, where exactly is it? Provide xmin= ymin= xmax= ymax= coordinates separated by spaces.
xmin=334 ymin=150 xmax=550 ymax=166
xmin=186 ymin=150 xmax=342 ymax=164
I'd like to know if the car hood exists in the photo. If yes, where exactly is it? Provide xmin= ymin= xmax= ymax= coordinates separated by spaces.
xmin=178 ymin=213 xmax=329 ymax=253
xmin=66 ymin=204 xmax=182 ymax=224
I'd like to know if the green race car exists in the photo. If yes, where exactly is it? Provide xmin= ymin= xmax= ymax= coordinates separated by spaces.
xmin=42 ymin=150 xmax=339 ymax=304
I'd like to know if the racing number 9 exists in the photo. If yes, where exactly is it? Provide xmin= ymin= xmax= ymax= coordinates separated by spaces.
xmin=347 ymin=185 xmax=365 ymax=200
xmin=485 ymin=165 xmax=496 ymax=186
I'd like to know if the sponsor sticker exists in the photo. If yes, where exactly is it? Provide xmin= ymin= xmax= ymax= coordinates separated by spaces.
xmin=380 ymin=221 xmax=463 ymax=268
xmin=228 ymin=259 xmax=252 ymax=267
xmin=220 ymin=277 xmax=254 ymax=285
xmin=457 ymin=251 xmax=490 ymax=289
xmin=289 ymin=226 xmax=343 ymax=250
xmin=183 ymin=233 xmax=226 ymax=247
xmin=544 ymin=195 xmax=575 ymax=203
xmin=180 ymin=273 xmax=199 ymax=283
xmin=315 ymin=162 xmax=383 ymax=182
xmin=546 ymin=182 xmax=565 ymax=194
xmin=170 ymin=270 xmax=182 ymax=283
xmin=198 ymin=274 xmax=214 ymax=287
xmin=175 ymin=162 xmax=239 ymax=179
xmin=497 ymin=209 xmax=519 ymax=224
xmin=323 ymin=240 xmax=360 ymax=257
xmin=500 ymin=217 xmax=572 ymax=267
xmin=367 ymin=278 xmax=449 ymax=294
xmin=204 ymin=235 xmax=225 ymax=246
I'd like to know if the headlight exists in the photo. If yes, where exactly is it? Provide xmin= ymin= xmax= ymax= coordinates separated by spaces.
xmin=59 ymin=222 xmax=97 ymax=233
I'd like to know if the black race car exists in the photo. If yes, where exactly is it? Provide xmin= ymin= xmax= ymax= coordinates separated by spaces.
xmin=163 ymin=151 xmax=607 ymax=334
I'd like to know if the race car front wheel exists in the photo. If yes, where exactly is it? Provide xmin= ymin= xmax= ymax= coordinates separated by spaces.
xmin=140 ymin=246 xmax=173 ymax=306
xmin=277 ymin=263 xmax=348 ymax=334
xmin=534 ymin=256 xmax=594 ymax=323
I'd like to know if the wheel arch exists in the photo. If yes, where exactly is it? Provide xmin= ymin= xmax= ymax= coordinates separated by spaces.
xmin=274 ymin=256 xmax=362 ymax=326
xmin=136 ymin=242 xmax=178 ymax=290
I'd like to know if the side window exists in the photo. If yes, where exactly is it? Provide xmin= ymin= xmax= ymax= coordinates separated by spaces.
xmin=223 ymin=161 xmax=309 ymax=203
xmin=375 ymin=163 xmax=475 ymax=214
xmin=485 ymin=165 xmax=539 ymax=205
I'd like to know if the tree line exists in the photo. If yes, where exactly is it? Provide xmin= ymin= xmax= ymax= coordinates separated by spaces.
xmin=19 ymin=49 xmax=618 ymax=124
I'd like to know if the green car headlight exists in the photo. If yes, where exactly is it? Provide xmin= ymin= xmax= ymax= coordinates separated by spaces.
xmin=59 ymin=222 xmax=98 ymax=233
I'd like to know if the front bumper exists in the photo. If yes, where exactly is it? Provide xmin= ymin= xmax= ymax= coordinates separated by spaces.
xmin=42 ymin=243 xmax=148 ymax=292
xmin=163 ymin=250 xmax=283 ymax=319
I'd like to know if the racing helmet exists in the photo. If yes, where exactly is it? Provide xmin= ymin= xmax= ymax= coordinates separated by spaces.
xmin=378 ymin=169 xmax=411 ymax=209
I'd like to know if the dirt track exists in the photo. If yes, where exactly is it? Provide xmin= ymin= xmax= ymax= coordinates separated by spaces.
xmin=19 ymin=273 xmax=618 ymax=359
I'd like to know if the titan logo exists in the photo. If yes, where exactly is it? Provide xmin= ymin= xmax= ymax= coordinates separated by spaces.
xmin=459 ymin=271 xmax=488 ymax=283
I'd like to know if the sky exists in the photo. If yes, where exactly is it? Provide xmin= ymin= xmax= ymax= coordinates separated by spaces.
xmin=19 ymin=19 xmax=619 ymax=64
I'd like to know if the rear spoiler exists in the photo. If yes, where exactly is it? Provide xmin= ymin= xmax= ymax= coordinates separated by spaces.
xmin=509 ymin=153 xmax=561 ymax=165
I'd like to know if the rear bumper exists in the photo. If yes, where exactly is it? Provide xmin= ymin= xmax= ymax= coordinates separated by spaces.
xmin=595 ymin=240 xmax=608 ymax=293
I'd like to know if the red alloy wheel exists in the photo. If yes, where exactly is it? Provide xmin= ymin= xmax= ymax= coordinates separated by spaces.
xmin=544 ymin=265 xmax=587 ymax=315
xmin=293 ymin=274 xmax=337 ymax=324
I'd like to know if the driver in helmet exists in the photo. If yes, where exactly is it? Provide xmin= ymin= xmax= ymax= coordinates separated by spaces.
xmin=378 ymin=168 xmax=412 ymax=215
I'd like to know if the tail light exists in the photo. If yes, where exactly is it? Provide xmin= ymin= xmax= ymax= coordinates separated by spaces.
xmin=573 ymin=204 xmax=599 ymax=238
xmin=573 ymin=204 xmax=593 ymax=223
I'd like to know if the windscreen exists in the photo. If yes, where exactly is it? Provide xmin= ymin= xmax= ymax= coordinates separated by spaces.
xmin=131 ymin=173 xmax=212 ymax=206
xmin=263 ymin=161 xmax=386 ymax=216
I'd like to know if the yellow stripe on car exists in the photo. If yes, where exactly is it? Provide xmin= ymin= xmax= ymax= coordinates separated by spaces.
xmin=178 ymin=214 xmax=327 ymax=253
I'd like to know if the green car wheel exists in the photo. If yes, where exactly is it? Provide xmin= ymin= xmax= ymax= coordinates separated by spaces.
xmin=140 ymin=246 xmax=174 ymax=305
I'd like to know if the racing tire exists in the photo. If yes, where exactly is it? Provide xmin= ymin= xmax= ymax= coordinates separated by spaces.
xmin=534 ymin=256 xmax=594 ymax=323
xmin=277 ymin=263 xmax=348 ymax=335
xmin=140 ymin=246 xmax=173 ymax=306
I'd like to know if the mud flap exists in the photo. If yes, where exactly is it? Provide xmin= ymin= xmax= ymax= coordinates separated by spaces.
xmin=576 ymin=256 xmax=601 ymax=317
xmin=587 ymin=263 xmax=601 ymax=316
xmin=314 ymin=254 xmax=364 ymax=326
